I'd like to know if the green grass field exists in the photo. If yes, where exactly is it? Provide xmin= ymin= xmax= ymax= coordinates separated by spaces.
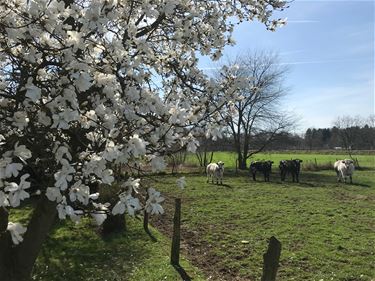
xmin=151 ymin=152 xmax=375 ymax=280
xmin=10 ymin=152 xmax=375 ymax=281
xmin=185 ymin=151 xmax=375 ymax=169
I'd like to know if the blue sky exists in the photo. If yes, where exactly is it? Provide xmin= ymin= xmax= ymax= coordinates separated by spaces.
xmin=198 ymin=0 xmax=374 ymax=133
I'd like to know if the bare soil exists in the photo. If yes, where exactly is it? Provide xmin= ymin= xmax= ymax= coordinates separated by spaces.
xmin=150 ymin=192 xmax=247 ymax=281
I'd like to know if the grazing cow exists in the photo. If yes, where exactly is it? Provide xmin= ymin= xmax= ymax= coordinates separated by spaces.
xmin=279 ymin=159 xmax=303 ymax=183
xmin=250 ymin=161 xmax=273 ymax=182
xmin=206 ymin=161 xmax=224 ymax=185
xmin=334 ymin=159 xmax=355 ymax=183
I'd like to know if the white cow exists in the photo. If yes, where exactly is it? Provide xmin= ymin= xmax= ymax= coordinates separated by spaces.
xmin=206 ymin=161 xmax=224 ymax=185
xmin=334 ymin=159 xmax=355 ymax=183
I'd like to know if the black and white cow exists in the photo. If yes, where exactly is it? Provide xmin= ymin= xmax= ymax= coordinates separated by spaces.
xmin=279 ymin=159 xmax=303 ymax=183
xmin=249 ymin=161 xmax=273 ymax=182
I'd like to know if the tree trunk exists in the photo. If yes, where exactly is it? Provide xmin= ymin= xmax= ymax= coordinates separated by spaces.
xmin=0 ymin=207 xmax=12 ymax=281
xmin=239 ymin=157 xmax=247 ymax=170
xmin=101 ymin=214 xmax=126 ymax=236
xmin=0 ymin=231 xmax=13 ymax=281
xmin=237 ymin=151 xmax=247 ymax=170
xmin=234 ymin=136 xmax=247 ymax=170
xmin=0 ymin=197 xmax=57 ymax=281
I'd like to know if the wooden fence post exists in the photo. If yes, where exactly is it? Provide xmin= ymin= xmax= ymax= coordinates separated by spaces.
xmin=171 ymin=198 xmax=181 ymax=265
xmin=261 ymin=236 xmax=282 ymax=281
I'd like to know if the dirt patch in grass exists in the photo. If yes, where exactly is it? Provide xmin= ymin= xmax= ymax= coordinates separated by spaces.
xmin=332 ymin=190 xmax=375 ymax=202
xmin=150 ymin=192 xmax=248 ymax=281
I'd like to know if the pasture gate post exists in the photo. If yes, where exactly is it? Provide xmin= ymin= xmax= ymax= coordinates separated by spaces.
xmin=171 ymin=198 xmax=181 ymax=265
xmin=261 ymin=236 xmax=282 ymax=281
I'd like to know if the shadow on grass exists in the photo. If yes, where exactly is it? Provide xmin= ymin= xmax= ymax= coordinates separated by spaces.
xmin=299 ymin=171 xmax=372 ymax=188
xmin=220 ymin=183 xmax=232 ymax=189
xmin=348 ymin=182 xmax=371 ymax=188
xmin=33 ymin=219 xmax=159 ymax=281
xmin=172 ymin=264 xmax=192 ymax=281
xmin=223 ymin=169 xmax=372 ymax=189
xmin=206 ymin=182 xmax=233 ymax=188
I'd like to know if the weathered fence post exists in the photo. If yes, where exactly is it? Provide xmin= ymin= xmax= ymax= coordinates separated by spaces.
xmin=171 ymin=198 xmax=181 ymax=265
xmin=261 ymin=236 xmax=282 ymax=281
xmin=170 ymin=198 xmax=191 ymax=281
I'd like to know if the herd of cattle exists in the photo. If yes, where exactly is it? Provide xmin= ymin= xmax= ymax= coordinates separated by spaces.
xmin=206 ymin=159 xmax=355 ymax=184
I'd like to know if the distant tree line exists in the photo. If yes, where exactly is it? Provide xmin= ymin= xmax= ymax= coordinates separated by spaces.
xmin=303 ymin=125 xmax=375 ymax=150
xmin=196 ymin=115 xmax=375 ymax=152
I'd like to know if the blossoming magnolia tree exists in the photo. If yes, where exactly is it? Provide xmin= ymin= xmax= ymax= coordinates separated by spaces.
xmin=0 ymin=0 xmax=287 ymax=279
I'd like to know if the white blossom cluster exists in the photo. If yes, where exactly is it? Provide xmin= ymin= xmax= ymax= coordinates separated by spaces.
xmin=0 ymin=0 xmax=287 ymax=243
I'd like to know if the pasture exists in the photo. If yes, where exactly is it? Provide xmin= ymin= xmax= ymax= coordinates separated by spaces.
xmin=185 ymin=151 xmax=375 ymax=170
xmin=151 ymin=152 xmax=375 ymax=280
xmin=13 ymin=152 xmax=375 ymax=280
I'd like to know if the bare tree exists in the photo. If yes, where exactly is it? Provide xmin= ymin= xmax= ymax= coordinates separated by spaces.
xmin=216 ymin=51 xmax=295 ymax=169
xmin=334 ymin=115 xmax=371 ymax=164
xmin=195 ymin=137 xmax=215 ymax=169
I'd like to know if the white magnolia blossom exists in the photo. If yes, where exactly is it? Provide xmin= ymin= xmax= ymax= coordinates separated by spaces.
xmin=0 ymin=0 xmax=287 ymax=244
xmin=150 ymin=156 xmax=166 ymax=172
xmin=5 ymin=162 xmax=23 ymax=178
xmin=12 ymin=111 xmax=29 ymax=130
xmin=25 ymin=78 xmax=42 ymax=102
xmin=102 ymin=141 xmax=121 ymax=162
xmin=127 ymin=135 xmax=147 ymax=158
xmin=205 ymin=127 xmax=223 ymax=141
xmin=56 ymin=196 xmax=82 ymax=222
xmin=54 ymin=146 xmax=72 ymax=164
xmin=186 ymin=138 xmax=200 ymax=153
xmin=0 ymin=190 xmax=9 ymax=207
xmin=69 ymin=180 xmax=90 ymax=205
xmin=37 ymin=111 xmax=52 ymax=126
xmin=7 ymin=222 xmax=27 ymax=245
xmin=122 ymin=178 xmax=141 ymax=194
xmin=89 ymin=193 xmax=99 ymax=200
xmin=54 ymin=159 xmax=75 ymax=190
xmin=101 ymin=169 xmax=115 ymax=184
xmin=13 ymin=143 xmax=32 ymax=162
xmin=5 ymin=174 xmax=31 ymax=207
xmin=145 ymin=188 xmax=165 ymax=215
xmin=176 ymin=177 xmax=187 ymax=190
xmin=91 ymin=202 xmax=109 ymax=226
xmin=71 ymin=72 xmax=93 ymax=92
xmin=112 ymin=192 xmax=141 ymax=216
xmin=45 ymin=187 xmax=63 ymax=202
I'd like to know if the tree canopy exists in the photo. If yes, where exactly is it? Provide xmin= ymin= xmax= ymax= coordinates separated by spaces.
xmin=0 ymin=0 xmax=288 ymax=279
